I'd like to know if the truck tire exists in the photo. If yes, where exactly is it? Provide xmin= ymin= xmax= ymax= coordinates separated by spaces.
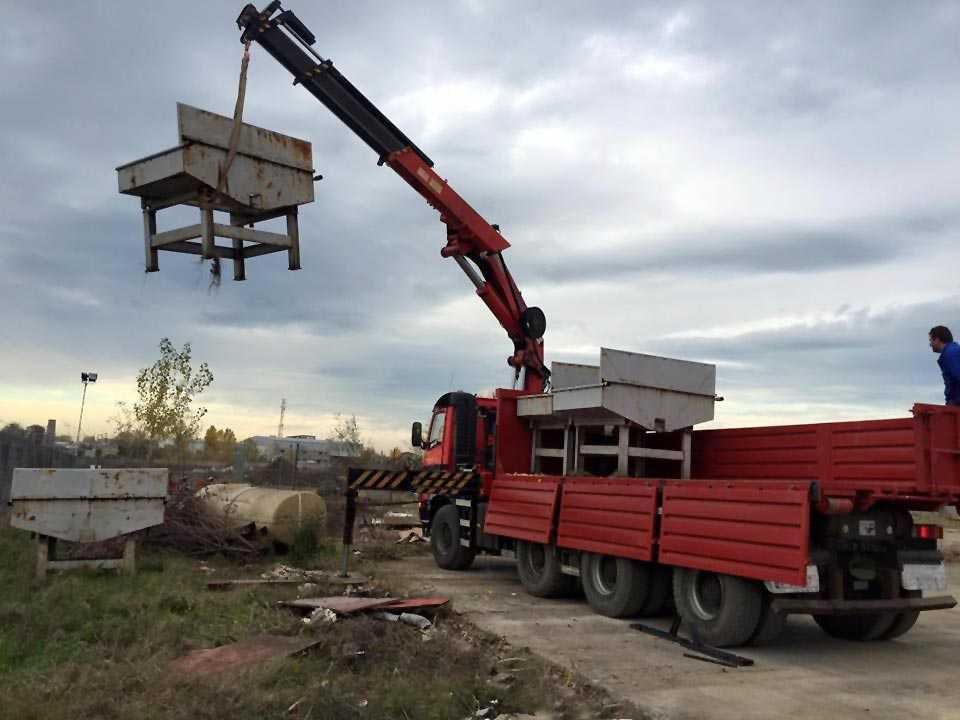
xmin=516 ymin=541 xmax=573 ymax=597
xmin=580 ymin=553 xmax=649 ymax=617
xmin=880 ymin=589 xmax=921 ymax=641
xmin=748 ymin=597 xmax=787 ymax=646
xmin=880 ymin=611 xmax=920 ymax=640
xmin=639 ymin=565 xmax=672 ymax=616
xmin=673 ymin=568 xmax=763 ymax=647
xmin=430 ymin=504 xmax=475 ymax=571
xmin=813 ymin=612 xmax=896 ymax=641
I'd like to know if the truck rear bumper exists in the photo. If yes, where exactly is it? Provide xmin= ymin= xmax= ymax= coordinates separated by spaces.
xmin=770 ymin=595 xmax=956 ymax=615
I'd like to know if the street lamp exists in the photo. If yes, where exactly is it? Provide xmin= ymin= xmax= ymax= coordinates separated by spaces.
xmin=76 ymin=371 xmax=98 ymax=450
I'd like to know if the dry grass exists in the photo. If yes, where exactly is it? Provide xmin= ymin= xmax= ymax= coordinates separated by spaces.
xmin=0 ymin=528 xmax=632 ymax=720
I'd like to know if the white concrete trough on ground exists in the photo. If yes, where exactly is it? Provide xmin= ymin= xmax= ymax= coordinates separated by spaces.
xmin=10 ymin=468 xmax=168 ymax=579
xmin=116 ymin=103 xmax=316 ymax=280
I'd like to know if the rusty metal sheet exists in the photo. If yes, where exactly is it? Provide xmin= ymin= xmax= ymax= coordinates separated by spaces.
xmin=177 ymin=103 xmax=313 ymax=172
xmin=169 ymin=634 xmax=320 ymax=677
xmin=377 ymin=597 xmax=449 ymax=612
xmin=278 ymin=596 xmax=395 ymax=614
xmin=556 ymin=478 xmax=658 ymax=561
xmin=482 ymin=474 xmax=561 ymax=545
xmin=659 ymin=481 xmax=810 ymax=586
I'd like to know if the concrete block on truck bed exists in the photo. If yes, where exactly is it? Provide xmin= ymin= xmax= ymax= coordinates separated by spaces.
xmin=518 ymin=347 xmax=716 ymax=432
xmin=10 ymin=468 xmax=167 ymax=543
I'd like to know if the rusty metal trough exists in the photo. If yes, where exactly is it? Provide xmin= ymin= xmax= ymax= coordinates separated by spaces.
xmin=116 ymin=103 xmax=316 ymax=279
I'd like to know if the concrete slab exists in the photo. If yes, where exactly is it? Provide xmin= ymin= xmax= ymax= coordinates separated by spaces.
xmin=384 ymin=554 xmax=960 ymax=720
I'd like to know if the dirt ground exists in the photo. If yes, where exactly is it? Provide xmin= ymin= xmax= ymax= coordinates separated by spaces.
xmin=379 ymin=549 xmax=960 ymax=720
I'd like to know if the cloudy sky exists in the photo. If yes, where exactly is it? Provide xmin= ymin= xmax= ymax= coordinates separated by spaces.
xmin=1 ymin=1 xmax=957 ymax=449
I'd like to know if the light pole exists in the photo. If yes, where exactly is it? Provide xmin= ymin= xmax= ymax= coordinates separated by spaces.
xmin=76 ymin=371 xmax=98 ymax=452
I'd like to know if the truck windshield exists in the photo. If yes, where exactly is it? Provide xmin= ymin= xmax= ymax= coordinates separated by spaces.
xmin=427 ymin=409 xmax=446 ymax=447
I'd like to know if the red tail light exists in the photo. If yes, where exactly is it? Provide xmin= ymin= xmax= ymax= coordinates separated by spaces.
xmin=912 ymin=524 xmax=943 ymax=540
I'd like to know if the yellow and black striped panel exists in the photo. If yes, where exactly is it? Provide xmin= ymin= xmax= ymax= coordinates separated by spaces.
xmin=346 ymin=468 xmax=479 ymax=496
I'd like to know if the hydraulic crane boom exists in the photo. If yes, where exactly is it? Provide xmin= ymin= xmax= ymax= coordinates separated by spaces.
xmin=236 ymin=3 xmax=549 ymax=393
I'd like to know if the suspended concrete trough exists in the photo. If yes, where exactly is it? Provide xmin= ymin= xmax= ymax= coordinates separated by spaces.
xmin=116 ymin=103 xmax=317 ymax=280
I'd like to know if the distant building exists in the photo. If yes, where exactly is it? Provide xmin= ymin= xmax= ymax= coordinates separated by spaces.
xmin=245 ymin=435 xmax=360 ymax=467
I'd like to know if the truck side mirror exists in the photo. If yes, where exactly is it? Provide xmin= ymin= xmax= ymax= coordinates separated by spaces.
xmin=411 ymin=421 xmax=423 ymax=448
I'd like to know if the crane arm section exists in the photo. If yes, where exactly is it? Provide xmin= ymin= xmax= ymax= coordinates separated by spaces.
xmin=236 ymin=3 xmax=548 ymax=392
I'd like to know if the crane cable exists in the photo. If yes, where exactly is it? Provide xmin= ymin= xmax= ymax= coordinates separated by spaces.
xmin=217 ymin=40 xmax=252 ymax=197
xmin=209 ymin=40 xmax=252 ymax=285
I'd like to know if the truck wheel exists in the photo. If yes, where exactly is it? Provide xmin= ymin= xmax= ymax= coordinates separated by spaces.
xmin=880 ymin=611 xmax=920 ymax=640
xmin=639 ymin=565 xmax=672 ymax=616
xmin=430 ymin=504 xmax=475 ymax=571
xmin=516 ymin=541 xmax=573 ymax=597
xmin=580 ymin=553 xmax=649 ymax=617
xmin=748 ymin=597 xmax=787 ymax=646
xmin=673 ymin=568 xmax=763 ymax=647
xmin=813 ymin=613 xmax=896 ymax=641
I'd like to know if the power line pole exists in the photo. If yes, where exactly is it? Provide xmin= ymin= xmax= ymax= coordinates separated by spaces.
xmin=277 ymin=398 xmax=286 ymax=439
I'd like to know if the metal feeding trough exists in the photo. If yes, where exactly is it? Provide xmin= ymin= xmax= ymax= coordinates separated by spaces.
xmin=518 ymin=347 xmax=717 ymax=432
xmin=116 ymin=103 xmax=316 ymax=280
xmin=10 ymin=468 xmax=167 ymax=579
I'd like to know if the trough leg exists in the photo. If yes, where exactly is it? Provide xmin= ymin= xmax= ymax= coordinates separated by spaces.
xmin=35 ymin=535 xmax=49 ymax=581
xmin=122 ymin=539 xmax=137 ymax=576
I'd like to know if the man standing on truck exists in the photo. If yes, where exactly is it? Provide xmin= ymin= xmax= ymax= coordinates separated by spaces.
xmin=930 ymin=325 xmax=960 ymax=406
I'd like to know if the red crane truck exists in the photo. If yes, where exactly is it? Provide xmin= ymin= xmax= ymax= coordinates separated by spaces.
xmin=237 ymin=3 xmax=959 ymax=647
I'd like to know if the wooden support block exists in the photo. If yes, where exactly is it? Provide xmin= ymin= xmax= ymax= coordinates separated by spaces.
xmin=200 ymin=207 xmax=215 ymax=259
xmin=36 ymin=536 xmax=49 ymax=582
xmin=617 ymin=425 xmax=630 ymax=476
xmin=287 ymin=210 xmax=301 ymax=271
xmin=231 ymin=219 xmax=246 ymax=281
xmin=213 ymin=223 xmax=290 ymax=247
xmin=122 ymin=540 xmax=137 ymax=576
xmin=142 ymin=207 xmax=159 ymax=272
xmin=151 ymin=224 xmax=203 ymax=248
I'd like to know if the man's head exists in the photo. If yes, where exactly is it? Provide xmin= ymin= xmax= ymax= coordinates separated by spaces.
xmin=929 ymin=325 xmax=953 ymax=353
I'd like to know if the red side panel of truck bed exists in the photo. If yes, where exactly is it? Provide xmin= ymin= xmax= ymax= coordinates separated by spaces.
xmin=483 ymin=474 xmax=560 ymax=545
xmin=659 ymin=481 xmax=810 ymax=586
xmin=692 ymin=404 xmax=960 ymax=503
xmin=556 ymin=478 xmax=658 ymax=561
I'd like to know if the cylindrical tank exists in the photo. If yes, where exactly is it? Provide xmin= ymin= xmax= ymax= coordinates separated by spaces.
xmin=198 ymin=483 xmax=326 ymax=545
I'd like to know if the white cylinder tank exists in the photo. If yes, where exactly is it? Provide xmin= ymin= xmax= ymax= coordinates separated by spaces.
xmin=198 ymin=483 xmax=326 ymax=546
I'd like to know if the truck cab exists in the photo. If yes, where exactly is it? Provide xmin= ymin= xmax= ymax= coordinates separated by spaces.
xmin=413 ymin=391 xmax=497 ymax=472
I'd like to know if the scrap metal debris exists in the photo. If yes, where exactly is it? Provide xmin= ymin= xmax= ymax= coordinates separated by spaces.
xmin=304 ymin=608 xmax=338 ymax=625
xmin=169 ymin=634 xmax=320 ymax=677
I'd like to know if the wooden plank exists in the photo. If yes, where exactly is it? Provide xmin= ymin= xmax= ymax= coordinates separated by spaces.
xmin=278 ymin=597 xmax=395 ymax=614
xmin=244 ymin=244 xmax=288 ymax=259
xmin=628 ymin=447 xmax=683 ymax=461
xmin=169 ymin=634 xmax=321 ymax=677
xmin=151 ymin=224 xmax=203 ymax=247
xmin=579 ymin=445 xmax=619 ymax=455
xmin=287 ymin=210 xmax=301 ymax=270
xmin=201 ymin=207 xmax=215 ymax=259
xmin=161 ymin=241 xmax=238 ymax=259
xmin=143 ymin=208 xmax=159 ymax=272
xmin=212 ymin=223 xmax=290 ymax=247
